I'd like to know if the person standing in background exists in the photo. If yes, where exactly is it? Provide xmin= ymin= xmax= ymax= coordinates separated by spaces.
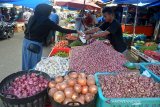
xmin=48 ymin=8 xmax=60 ymax=44
xmin=50 ymin=8 xmax=59 ymax=24
xmin=10 ymin=7 xmax=17 ymax=21
xmin=23 ymin=8 xmax=32 ymax=28
xmin=75 ymin=10 xmax=85 ymax=31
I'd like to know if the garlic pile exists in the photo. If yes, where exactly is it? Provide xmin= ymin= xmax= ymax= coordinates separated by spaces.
xmin=35 ymin=56 xmax=69 ymax=78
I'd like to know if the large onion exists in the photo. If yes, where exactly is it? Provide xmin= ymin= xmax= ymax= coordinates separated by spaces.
xmin=63 ymin=98 xmax=72 ymax=105
xmin=67 ymin=79 xmax=76 ymax=87
xmin=87 ymin=75 xmax=94 ymax=80
xmin=82 ymin=86 xmax=88 ymax=94
xmin=64 ymin=75 xmax=70 ymax=80
xmin=64 ymin=87 xmax=74 ymax=98
xmin=75 ymin=97 xmax=85 ymax=105
xmin=79 ymin=95 xmax=85 ymax=101
xmin=55 ymin=76 xmax=63 ymax=83
xmin=78 ymin=78 xmax=86 ymax=86
xmin=53 ymin=91 xmax=65 ymax=103
xmin=49 ymin=88 xmax=57 ymax=97
xmin=60 ymin=82 xmax=68 ymax=91
xmin=71 ymin=92 xmax=79 ymax=101
xmin=69 ymin=72 xmax=78 ymax=79
xmin=55 ymin=83 xmax=61 ymax=90
xmin=89 ymin=85 xmax=97 ymax=94
xmin=74 ymin=84 xmax=82 ymax=93
xmin=85 ymin=93 xmax=94 ymax=103
xmin=78 ymin=73 xmax=86 ymax=78
xmin=87 ymin=79 xmax=95 ymax=86
xmin=49 ymin=81 xmax=56 ymax=88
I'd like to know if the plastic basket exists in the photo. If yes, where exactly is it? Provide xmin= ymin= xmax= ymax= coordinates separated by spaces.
xmin=0 ymin=70 xmax=51 ymax=107
xmin=49 ymin=94 xmax=97 ymax=107
xmin=139 ymin=63 xmax=160 ymax=82
xmin=94 ymin=72 xmax=160 ymax=107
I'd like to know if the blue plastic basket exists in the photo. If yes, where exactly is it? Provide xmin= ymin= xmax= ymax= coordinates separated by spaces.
xmin=139 ymin=63 xmax=160 ymax=82
xmin=94 ymin=72 xmax=160 ymax=107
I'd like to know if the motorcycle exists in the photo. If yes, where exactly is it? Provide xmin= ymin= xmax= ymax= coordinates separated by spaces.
xmin=0 ymin=16 xmax=15 ymax=39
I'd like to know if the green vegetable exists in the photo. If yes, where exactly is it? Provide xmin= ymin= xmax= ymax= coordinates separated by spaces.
xmin=98 ymin=37 xmax=106 ymax=40
xmin=55 ymin=52 xmax=69 ymax=57
xmin=58 ymin=32 xmax=66 ymax=36
xmin=69 ymin=40 xmax=83 ymax=47
xmin=139 ymin=44 xmax=158 ymax=52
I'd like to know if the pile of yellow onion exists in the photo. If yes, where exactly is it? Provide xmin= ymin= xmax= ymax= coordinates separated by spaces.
xmin=48 ymin=72 xmax=98 ymax=105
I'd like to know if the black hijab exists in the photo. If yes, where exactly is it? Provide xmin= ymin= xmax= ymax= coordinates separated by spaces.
xmin=25 ymin=4 xmax=52 ymax=35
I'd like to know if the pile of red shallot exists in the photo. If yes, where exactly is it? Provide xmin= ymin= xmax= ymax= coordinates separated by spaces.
xmin=4 ymin=73 xmax=49 ymax=99
xmin=99 ymin=72 xmax=160 ymax=98
xmin=48 ymin=72 xmax=97 ymax=105
xmin=69 ymin=41 xmax=128 ymax=74
xmin=147 ymin=65 xmax=160 ymax=76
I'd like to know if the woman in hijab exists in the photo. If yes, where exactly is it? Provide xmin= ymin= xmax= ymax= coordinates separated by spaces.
xmin=22 ymin=4 xmax=81 ymax=70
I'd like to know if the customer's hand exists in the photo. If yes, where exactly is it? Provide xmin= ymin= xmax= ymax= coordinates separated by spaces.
xmin=103 ymin=40 xmax=110 ymax=45
xmin=77 ymin=31 xmax=84 ymax=37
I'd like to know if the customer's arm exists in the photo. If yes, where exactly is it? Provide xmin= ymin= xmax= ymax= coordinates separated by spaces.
xmin=84 ymin=27 xmax=101 ymax=34
xmin=52 ymin=21 xmax=77 ymax=34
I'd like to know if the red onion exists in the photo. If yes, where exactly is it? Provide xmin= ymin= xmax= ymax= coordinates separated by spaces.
xmin=99 ymin=72 xmax=160 ymax=98
xmin=69 ymin=41 xmax=128 ymax=74
xmin=5 ymin=73 xmax=48 ymax=98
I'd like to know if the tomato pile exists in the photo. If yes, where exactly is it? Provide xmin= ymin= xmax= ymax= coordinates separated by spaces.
xmin=54 ymin=40 xmax=69 ymax=48
xmin=144 ymin=50 xmax=160 ymax=61
xmin=66 ymin=34 xmax=78 ymax=41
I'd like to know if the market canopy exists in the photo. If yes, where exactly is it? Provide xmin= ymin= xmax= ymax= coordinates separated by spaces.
xmin=55 ymin=0 xmax=101 ymax=10
xmin=10 ymin=0 xmax=50 ymax=8
xmin=0 ymin=0 xmax=20 ymax=3
xmin=145 ymin=0 xmax=160 ymax=7
xmin=113 ymin=0 xmax=159 ymax=4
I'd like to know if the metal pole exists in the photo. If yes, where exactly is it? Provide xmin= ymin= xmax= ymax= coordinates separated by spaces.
xmin=83 ymin=0 xmax=86 ymax=10
xmin=133 ymin=4 xmax=138 ymax=35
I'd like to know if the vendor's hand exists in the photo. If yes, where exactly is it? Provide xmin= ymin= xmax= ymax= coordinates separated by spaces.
xmin=85 ymin=35 xmax=92 ymax=40
xmin=103 ymin=40 xmax=110 ymax=45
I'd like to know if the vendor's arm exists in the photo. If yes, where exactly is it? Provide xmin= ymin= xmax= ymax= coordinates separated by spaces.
xmin=84 ymin=27 xmax=100 ymax=34
xmin=85 ymin=30 xmax=110 ymax=40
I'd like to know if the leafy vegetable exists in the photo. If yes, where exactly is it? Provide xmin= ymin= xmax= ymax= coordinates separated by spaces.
xmin=55 ymin=52 xmax=69 ymax=57
xmin=69 ymin=40 xmax=83 ymax=47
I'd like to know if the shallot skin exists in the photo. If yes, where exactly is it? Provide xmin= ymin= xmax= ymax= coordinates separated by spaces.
xmin=69 ymin=41 xmax=128 ymax=74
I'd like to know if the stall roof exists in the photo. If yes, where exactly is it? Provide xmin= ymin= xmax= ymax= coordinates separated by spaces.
xmin=0 ymin=0 xmax=20 ymax=3
xmin=10 ymin=0 xmax=50 ymax=8
xmin=113 ymin=0 xmax=159 ymax=4
xmin=145 ymin=1 xmax=160 ymax=7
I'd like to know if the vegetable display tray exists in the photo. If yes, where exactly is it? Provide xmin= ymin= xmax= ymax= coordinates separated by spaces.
xmin=139 ymin=63 xmax=160 ymax=82
xmin=94 ymin=72 xmax=160 ymax=107
xmin=0 ymin=70 xmax=51 ymax=107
